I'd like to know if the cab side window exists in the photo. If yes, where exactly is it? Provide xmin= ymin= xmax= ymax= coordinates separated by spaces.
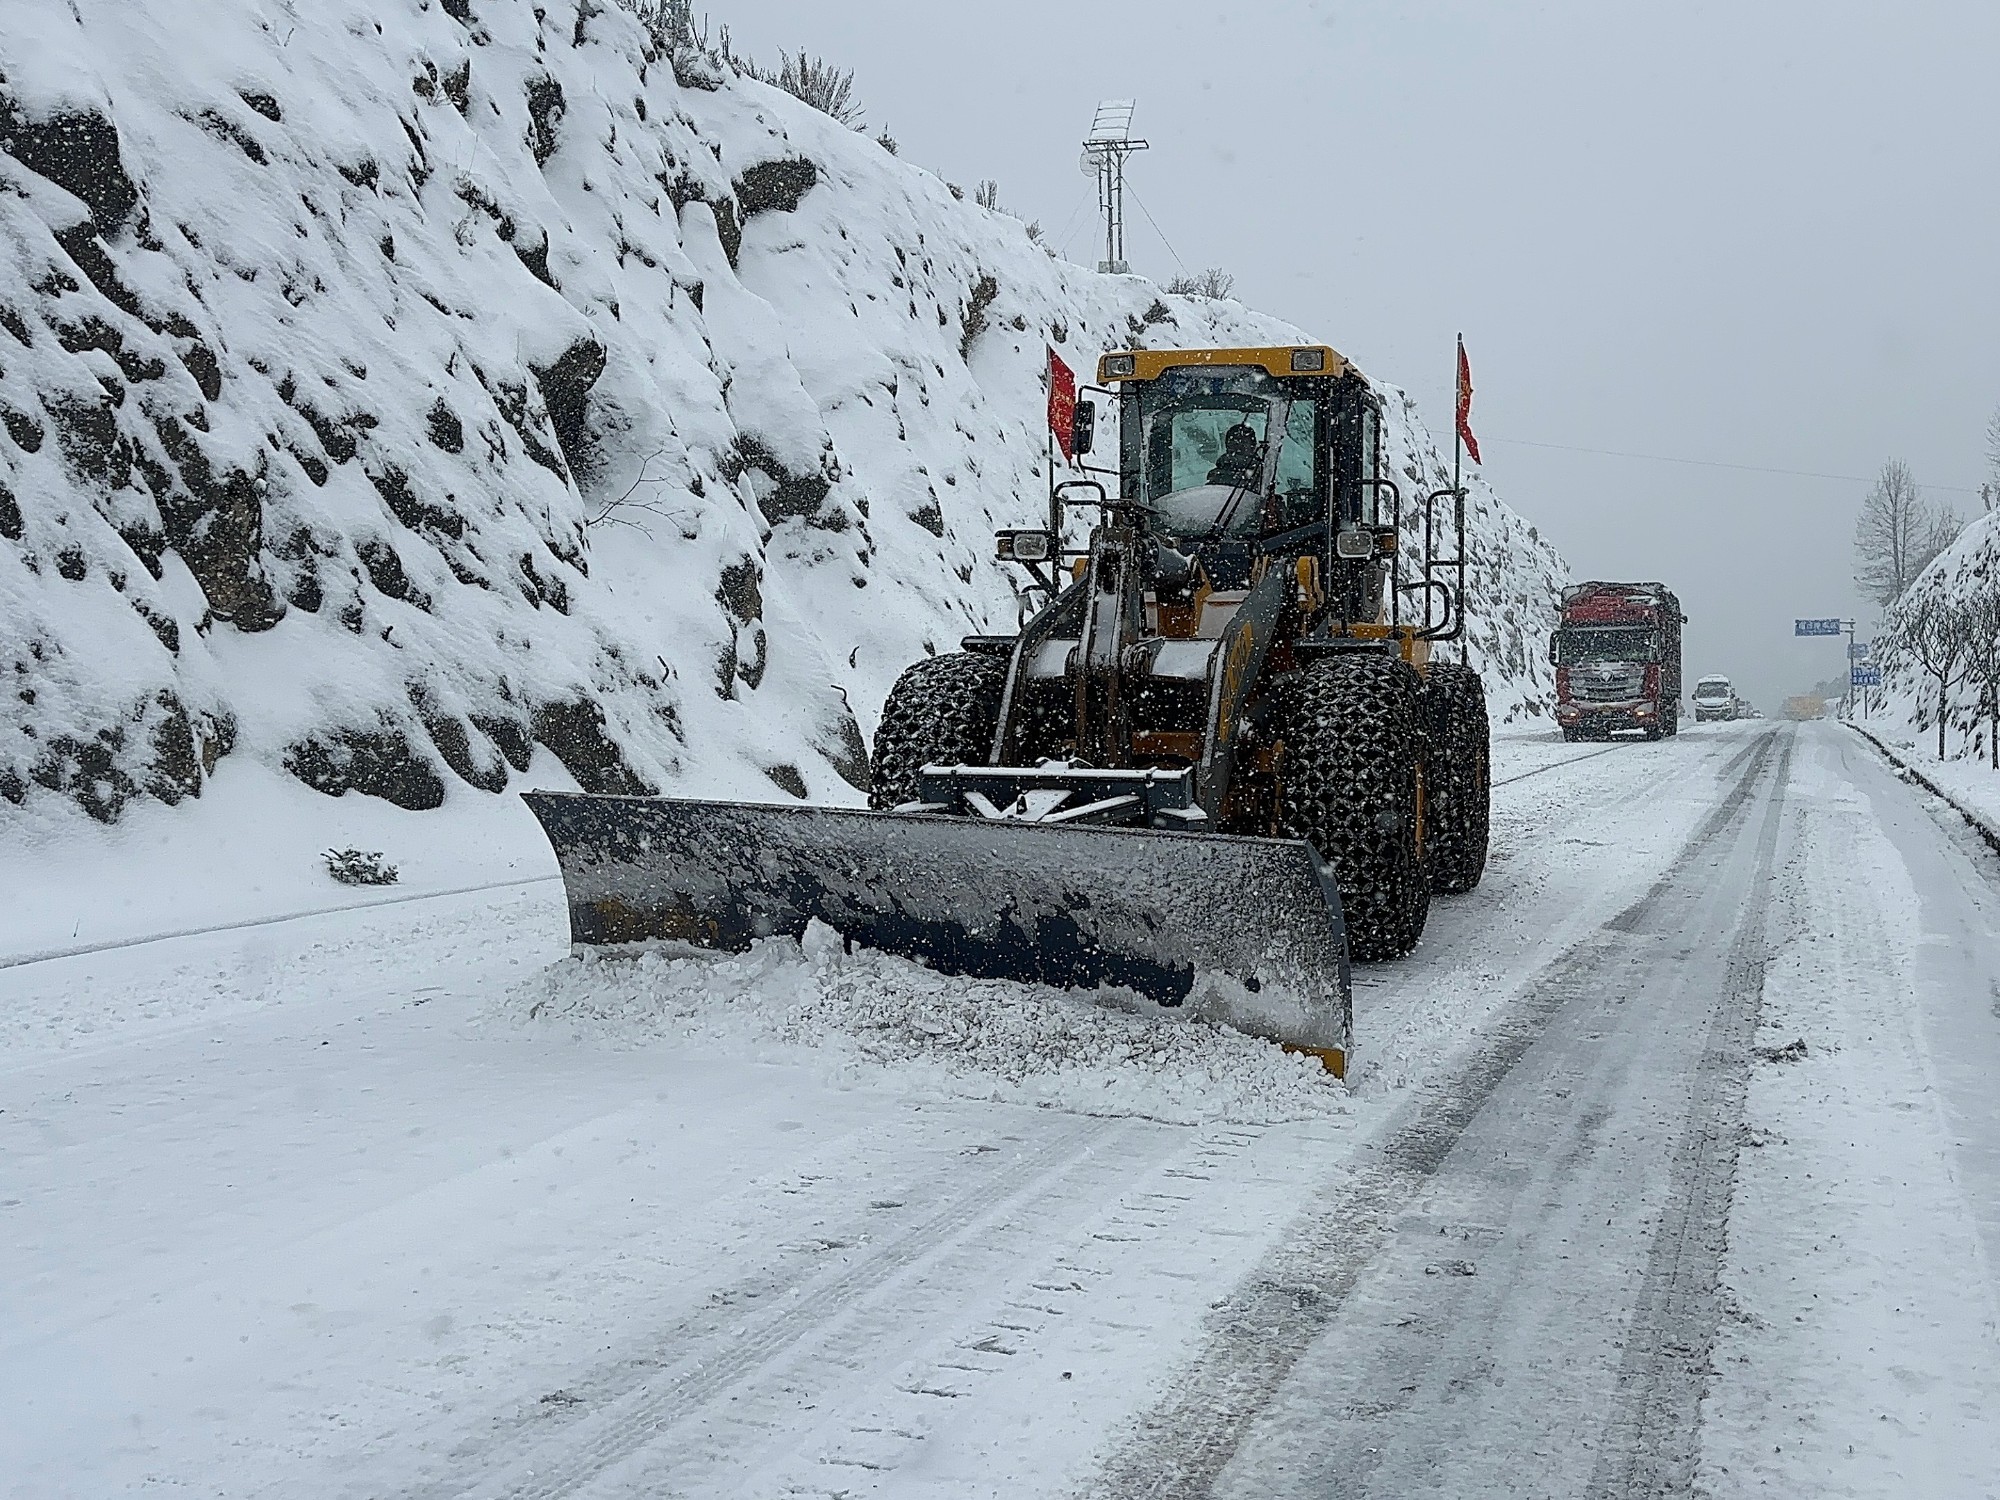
xmin=1272 ymin=400 xmax=1319 ymax=528
xmin=1358 ymin=406 xmax=1380 ymax=526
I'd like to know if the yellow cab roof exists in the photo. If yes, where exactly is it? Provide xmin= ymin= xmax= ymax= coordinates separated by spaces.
xmin=1095 ymin=345 xmax=1353 ymax=383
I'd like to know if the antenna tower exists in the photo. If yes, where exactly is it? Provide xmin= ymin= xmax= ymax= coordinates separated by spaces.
xmin=1078 ymin=100 xmax=1148 ymax=274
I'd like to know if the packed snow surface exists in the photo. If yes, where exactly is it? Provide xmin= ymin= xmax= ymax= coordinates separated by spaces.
xmin=7 ymin=724 xmax=1999 ymax=1496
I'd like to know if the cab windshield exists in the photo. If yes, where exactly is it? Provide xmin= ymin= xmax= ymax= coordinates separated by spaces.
xmin=1125 ymin=366 xmax=1321 ymax=544
xmin=1558 ymin=627 xmax=1660 ymax=664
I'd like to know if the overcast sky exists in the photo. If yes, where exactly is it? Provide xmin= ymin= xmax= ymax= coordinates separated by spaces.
xmin=716 ymin=0 xmax=2000 ymax=709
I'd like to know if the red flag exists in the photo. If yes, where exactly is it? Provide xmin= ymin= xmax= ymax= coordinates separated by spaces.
xmin=1455 ymin=338 xmax=1482 ymax=465
xmin=1047 ymin=347 xmax=1077 ymax=464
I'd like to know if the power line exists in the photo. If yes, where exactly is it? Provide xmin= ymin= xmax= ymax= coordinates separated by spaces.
xmin=1484 ymin=435 xmax=1987 ymax=496
xmin=1125 ymin=185 xmax=1188 ymax=275
xmin=1050 ymin=189 xmax=1092 ymax=260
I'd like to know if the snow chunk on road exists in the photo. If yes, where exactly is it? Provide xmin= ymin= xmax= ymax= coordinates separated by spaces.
xmin=502 ymin=926 xmax=1348 ymax=1126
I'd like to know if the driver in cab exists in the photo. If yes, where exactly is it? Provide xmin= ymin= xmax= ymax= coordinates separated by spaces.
xmin=1207 ymin=424 xmax=1264 ymax=488
xmin=1204 ymin=423 xmax=1298 ymax=538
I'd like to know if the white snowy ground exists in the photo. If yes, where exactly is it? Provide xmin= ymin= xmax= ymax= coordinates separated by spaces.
xmin=3 ymin=721 xmax=1997 ymax=1496
xmin=1851 ymin=716 xmax=2000 ymax=841
xmin=1697 ymin=728 xmax=2000 ymax=1498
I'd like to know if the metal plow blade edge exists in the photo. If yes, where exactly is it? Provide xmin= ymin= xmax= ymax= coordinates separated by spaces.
xmin=521 ymin=792 xmax=1352 ymax=1068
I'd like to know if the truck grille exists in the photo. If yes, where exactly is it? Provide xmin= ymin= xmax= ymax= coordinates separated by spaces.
xmin=1570 ymin=665 xmax=1644 ymax=702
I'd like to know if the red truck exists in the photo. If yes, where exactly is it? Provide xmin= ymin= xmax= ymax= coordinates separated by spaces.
xmin=1550 ymin=582 xmax=1685 ymax=742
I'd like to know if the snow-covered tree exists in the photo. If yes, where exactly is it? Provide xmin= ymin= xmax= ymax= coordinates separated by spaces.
xmin=1890 ymin=580 xmax=1972 ymax=760
xmin=1958 ymin=583 xmax=2000 ymax=770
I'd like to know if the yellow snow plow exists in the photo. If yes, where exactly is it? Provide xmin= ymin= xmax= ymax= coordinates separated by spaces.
xmin=528 ymin=345 xmax=1494 ymax=1077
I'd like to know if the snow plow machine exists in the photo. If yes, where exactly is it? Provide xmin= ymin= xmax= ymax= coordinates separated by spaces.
xmin=525 ymin=345 xmax=1490 ymax=1077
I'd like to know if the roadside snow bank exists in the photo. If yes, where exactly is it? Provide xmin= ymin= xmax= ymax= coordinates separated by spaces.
xmin=502 ymin=925 xmax=1349 ymax=1125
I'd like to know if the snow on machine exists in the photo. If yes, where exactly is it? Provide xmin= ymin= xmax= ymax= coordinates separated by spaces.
xmin=527 ymin=344 xmax=1491 ymax=1077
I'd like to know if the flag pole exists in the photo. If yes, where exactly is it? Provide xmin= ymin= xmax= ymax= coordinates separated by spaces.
xmin=1453 ymin=333 xmax=1466 ymax=666
xmin=1452 ymin=332 xmax=1463 ymax=501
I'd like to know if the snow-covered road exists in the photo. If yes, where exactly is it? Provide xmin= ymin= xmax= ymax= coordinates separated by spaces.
xmin=5 ymin=723 xmax=1998 ymax=1497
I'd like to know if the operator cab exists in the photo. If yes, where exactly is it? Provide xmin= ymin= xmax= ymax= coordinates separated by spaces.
xmin=1102 ymin=347 xmax=1387 ymax=611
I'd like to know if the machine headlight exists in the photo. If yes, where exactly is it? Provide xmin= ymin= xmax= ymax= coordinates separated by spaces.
xmin=1101 ymin=352 xmax=1137 ymax=378
xmin=1334 ymin=529 xmax=1373 ymax=559
xmin=1289 ymin=348 xmax=1327 ymax=372
xmin=996 ymin=528 xmax=1054 ymax=563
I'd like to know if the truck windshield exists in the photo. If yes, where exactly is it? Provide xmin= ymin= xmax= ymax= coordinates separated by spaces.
xmin=1127 ymin=367 xmax=1320 ymax=543
xmin=1559 ymin=627 xmax=1658 ymax=663
xmin=1694 ymin=680 xmax=1731 ymax=698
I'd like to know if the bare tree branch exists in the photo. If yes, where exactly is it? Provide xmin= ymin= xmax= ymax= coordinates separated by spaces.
xmin=1853 ymin=458 xmax=1961 ymax=606
xmin=1165 ymin=267 xmax=1237 ymax=300
xmin=583 ymin=449 xmax=696 ymax=536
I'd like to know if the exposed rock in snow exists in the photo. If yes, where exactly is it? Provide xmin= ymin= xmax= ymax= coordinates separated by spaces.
xmin=0 ymin=0 xmax=1565 ymax=825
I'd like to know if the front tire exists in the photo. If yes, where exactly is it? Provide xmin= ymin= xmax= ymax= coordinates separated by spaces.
xmin=869 ymin=652 xmax=1008 ymax=810
xmin=1425 ymin=662 xmax=1490 ymax=894
xmin=1277 ymin=653 xmax=1429 ymax=961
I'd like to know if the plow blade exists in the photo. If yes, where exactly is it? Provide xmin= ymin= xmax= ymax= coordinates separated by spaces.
xmin=522 ymin=792 xmax=1351 ymax=1065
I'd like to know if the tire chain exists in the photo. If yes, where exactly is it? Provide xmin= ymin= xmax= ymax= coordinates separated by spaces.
xmin=1277 ymin=653 xmax=1430 ymax=961
xmin=1424 ymin=661 xmax=1491 ymax=895
xmin=867 ymin=652 xmax=1008 ymax=810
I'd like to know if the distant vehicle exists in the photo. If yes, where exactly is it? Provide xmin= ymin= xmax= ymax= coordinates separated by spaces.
xmin=1551 ymin=582 xmax=1686 ymax=742
xmin=1783 ymin=695 xmax=1825 ymax=721
xmin=1693 ymin=675 xmax=1739 ymax=722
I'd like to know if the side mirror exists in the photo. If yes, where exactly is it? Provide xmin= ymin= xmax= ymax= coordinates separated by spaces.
xmin=1071 ymin=400 xmax=1095 ymax=458
xmin=1548 ymin=635 xmax=1560 ymax=664
xmin=996 ymin=528 xmax=1055 ymax=564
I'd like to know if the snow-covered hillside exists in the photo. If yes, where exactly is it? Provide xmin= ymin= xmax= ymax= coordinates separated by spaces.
xmin=0 ymin=0 xmax=1564 ymax=829
xmin=1872 ymin=508 xmax=2000 ymax=761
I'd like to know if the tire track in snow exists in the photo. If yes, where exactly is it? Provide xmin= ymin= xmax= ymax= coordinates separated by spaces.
xmin=1084 ymin=729 xmax=1786 ymax=1500
xmin=724 ymin=1123 xmax=1291 ymax=1496
xmin=411 ymin=1114 xmax=1143 ymax=1500
xmin=1584 ymin=730 xmax=1794 ymax=1498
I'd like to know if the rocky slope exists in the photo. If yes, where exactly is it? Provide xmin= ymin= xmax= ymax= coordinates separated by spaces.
xmin=0 ymin=0 xmax=1565 ymax=826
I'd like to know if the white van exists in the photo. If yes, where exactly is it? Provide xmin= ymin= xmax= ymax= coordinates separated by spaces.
xmin=1693 ymin=675 xmax=1736 ymax=722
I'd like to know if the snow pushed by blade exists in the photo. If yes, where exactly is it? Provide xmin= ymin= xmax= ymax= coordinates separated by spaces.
xmin=502 ymin=926 xmax=1351 ymax=1125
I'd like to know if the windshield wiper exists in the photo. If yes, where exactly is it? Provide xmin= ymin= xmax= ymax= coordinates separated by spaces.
xmin=1199 ymin=398 xmax=1289 ymax=546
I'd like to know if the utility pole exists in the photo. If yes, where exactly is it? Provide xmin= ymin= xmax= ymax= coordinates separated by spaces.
xmin=1844 ymin=618 xmax=1855 ymax=719
xmin=1080 ymin=100 xmax=1147 ymax=275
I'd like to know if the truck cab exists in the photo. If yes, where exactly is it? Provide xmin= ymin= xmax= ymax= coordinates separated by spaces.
xmin=1549 ymin=581 xmax=1685 ymax=742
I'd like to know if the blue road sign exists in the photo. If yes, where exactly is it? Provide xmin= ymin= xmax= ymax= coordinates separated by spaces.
xmin=1796 ymin=618 xmax=1844 ymax=637
xmin=1851 ymin=666 xmax=1882 ymax=687
xmin=1849 ymin=640 xmax=1872 ymax=659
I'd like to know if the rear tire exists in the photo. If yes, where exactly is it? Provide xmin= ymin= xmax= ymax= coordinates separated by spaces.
xmin=1562 ymin=726 xmax=1580 ymax=742
xmin=1276 ymin=653 xmax=1429 ymax=961
xmin=1425 ymin=662 xmax=1490 ymax=894
xmin=869 ymin=652 xmax=1008 ymax=810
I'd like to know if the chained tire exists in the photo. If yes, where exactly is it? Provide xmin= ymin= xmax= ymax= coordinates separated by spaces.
xmin=1276 ymin=652 xmax=1430 ymax=961
xmin=868 ymin=652 xmax=1008 ymax=810
xmin=1424 ymin=661 xmax=1491 ymax=895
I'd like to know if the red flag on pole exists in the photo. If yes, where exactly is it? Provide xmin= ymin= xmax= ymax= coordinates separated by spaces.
xmin=1455 ymin=337 xmax=1482 ymax=465
xmin=1047 ymin=347 xmax=1077 ymax=464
